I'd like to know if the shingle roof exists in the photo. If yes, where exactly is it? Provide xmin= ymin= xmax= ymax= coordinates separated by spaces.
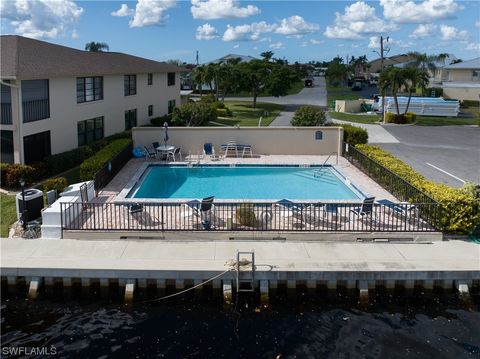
xmin=205 ymin=53 xmax=258 ymax=64
xmin=444 ymin=57 xmax=480 ymax=70
xmin=1 ymin=35 xmax=184 ymax=80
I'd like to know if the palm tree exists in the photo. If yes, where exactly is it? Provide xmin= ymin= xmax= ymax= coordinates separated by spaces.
xmin=406 ymin=51 xmax=442 ymax=95
xmin=403 ymin=67 xmax=429 ymax=114
xmin=379 ymin=67 xmax=408 ymax=117
xmin=192 ymin=65 xmax=206 ymax=96
xmin=85 ymin=42 xmax=109 ymax=52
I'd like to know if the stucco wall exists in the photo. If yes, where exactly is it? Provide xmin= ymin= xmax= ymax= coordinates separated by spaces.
xmin=14 ymin=72 xmax=180 ymax=160
xmin=443 ymin=86 xmax=480 ymax=101
xmin=132 ymin=127 xmax=344 ymax=156
xmin=447 ymin=69 xmax=478 ymax=82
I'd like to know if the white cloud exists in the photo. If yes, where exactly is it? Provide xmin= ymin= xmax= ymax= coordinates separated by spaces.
xmin=409 ymin=23 xmax=437 ymax=38
xmin=222 ymin=16 xmax=318 ymax=42
xmin=368 ymin=35 xmax=413 ymax=49
xmin=111 ymin=0 xmax=176 ymax=28
xmin=111 ymin=4 xmax=134 ymax=17
xmin=380 ymin=0 xmax=462 ymax=24
xmin=476 ymin=21 xmax=480 ymax=28
xmin=191 ymin=0 xmax=260 ymax=20
xmin=440 ymin=24 xmax=468 ymax=41
xmin=300 ymin=42 xmax=308 ymax=47
xmin=233 ymin=44 xmax=239 ymax=49
xmin=0 ymin=0 xmax=83 ymax=39
xmin=324 ymin=1 xmax=396 ymax=40
xmin=466 ymin=42 xmax=480 ymax=51
xmin=269 ymin=41 xmax=283 ymax=49
xmin=195 ymin=23 xmax=218 ymax=40
xmin=274 ymin=16 xmax=319 ymax=36
xmin=352 ymin=44 xmax=359 ymax=48
xmin=310 ymin=39 xmax=324 ymax=45
xmin=223 ymin=21 xmax=276 ymax=41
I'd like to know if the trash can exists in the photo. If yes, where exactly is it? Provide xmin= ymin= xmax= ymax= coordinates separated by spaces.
xmin=16 ymin=188 xmax=44 ymax=222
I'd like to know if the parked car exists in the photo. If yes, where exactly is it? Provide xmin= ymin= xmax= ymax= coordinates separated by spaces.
xmin=352 ymin=81 xmax=362 ymax=91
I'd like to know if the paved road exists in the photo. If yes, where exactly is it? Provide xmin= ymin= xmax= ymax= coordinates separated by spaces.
xmin=225 ymin=76 xmax=327 ymax=127
xmin=379 ymin=125 xmax=480 ymax=187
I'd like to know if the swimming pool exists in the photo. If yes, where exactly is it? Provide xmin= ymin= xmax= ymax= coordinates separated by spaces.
xmin=127 ymin=165 xmax=363 ymax=201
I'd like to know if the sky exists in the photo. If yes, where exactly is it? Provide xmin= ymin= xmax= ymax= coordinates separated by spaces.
xmin=1 ymin=0 xmax=479 ymax=64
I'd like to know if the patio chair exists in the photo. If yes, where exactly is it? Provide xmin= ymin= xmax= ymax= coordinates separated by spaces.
xmin=129 ymin=203 xmax=144 ymax=215
xmin=167 ymin=147 xmax=182 ymax=162
xmin=275 ymin=199 xmax=319 ymax=227
xmin=152 ymin=141 xmax=160 ymax=149
xmin=377 ymin=199 xmax=416 ymax=216
xmin=350 ymin=197 xmax=376 ymax=217
xmin=182 ymin=196 xmax=216 ymax=219
xmin=143 ymin=146 xmax=158 ymax=161
xmin=203 ymin=143 xmax=219 ymax=161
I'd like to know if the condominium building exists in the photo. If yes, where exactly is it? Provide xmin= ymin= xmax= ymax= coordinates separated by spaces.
xmin=0 ymin=35 xmax=182 ymax=164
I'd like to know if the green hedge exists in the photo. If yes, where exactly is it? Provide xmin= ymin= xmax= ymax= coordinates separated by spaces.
xmin=339 ymin=124 xmax=368 ymax=146
xmin=385 ymin=112 xmax=416 ymax=124
xmin=356 ymin=144 xmax=480 ymax=234
xmin=43 ymin=177 xmax=67 ymax=193
xmin=151 ymin=114 xmax=172 ymax=126
xmin=80 ymin=138 xmax=132 ymax=181
xmin=291 ymin=106 xmax=326 ymax=126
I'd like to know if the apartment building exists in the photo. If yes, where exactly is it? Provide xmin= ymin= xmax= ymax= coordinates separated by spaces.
xmin=0 ymin=35 xmax=183 ymax=164
xmin=442 ymin=58 xmax=480 ymax=101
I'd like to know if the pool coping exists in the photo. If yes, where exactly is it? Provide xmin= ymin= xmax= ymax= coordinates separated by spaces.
xmin=114 ymin=162 xmax=370 ymax=204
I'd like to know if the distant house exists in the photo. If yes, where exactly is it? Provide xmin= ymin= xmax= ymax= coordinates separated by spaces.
xmin=442 ymin=58 xmax=480 ymax=101
xmin=0 ymin=35 xmax=183 ymax=164
xmin=206 ymin=53 xmax=258 ymax=65
xmin=393 ymin=54 xmax=458 ymax=85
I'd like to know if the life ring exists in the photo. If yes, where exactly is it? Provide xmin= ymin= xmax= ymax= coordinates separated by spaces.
xmin=260 ymin=210 xmax=273 ymax=224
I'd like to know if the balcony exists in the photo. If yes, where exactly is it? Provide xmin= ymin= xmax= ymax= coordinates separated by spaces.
xmin=1 ymin=103 xmax=12 ymax=124
xmin=22 ymin=99 xmax=50 ymax=123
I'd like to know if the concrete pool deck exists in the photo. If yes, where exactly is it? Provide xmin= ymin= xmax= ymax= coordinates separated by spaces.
xmin=94 ymin=155 xmax=398 ymax=203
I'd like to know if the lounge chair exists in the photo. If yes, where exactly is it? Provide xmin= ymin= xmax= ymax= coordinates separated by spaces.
xmin=182 ymin=196 xmax=215 ymax=219
xmin=377 ymin=199 xmax=416 ymax=216
xmin=143 ymin=146 xmax=158 ymax=161
xmin=350 ymin=197 xmax=375 ymax=217
xmin=129 ymin=203 xmax=144 ymax=214
xmin=203 ymin=143 xmax=219 ymax=160
xmin=220 ymin=141 xmax=253 ymax=157
xmin=275 ymin=199 xmax=320 ymax=227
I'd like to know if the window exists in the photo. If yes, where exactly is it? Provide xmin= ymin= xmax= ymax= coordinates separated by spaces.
xmin=168 ymin=100 xmax=176 ymax=114
xmin=78 ymin=116 xmax=104 ymax=146
xmin=148 ymin=73 xmax=153 ymax=85
xmin=148 ymin=105 xmax=153 ymax=117
xmin=1 ymin=130 xmax=14 ymax=164
xmin=21 ymin=79 xmax=50 ymax=123
xmin=473 ymin=70 xmax=479 ymax=79
xmin=23 ymin=131 xmax=51 ymax=164
xmin=167 ymin=72 xmax=176 ymax=86
xmin=125 ymin=109 xmax=137 ymax=130
xmin=76 ymin=77 xmax=103 ymax=103
xmin=315 ymin=131 xmax=323 ymax=140
xmin=124 ymin=75 xmax=136 ymax=96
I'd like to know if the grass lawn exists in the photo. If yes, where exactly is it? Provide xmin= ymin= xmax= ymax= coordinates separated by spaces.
xmin=329 ymin=111 xmax=380 ymax=124
xmin=326 ymin=85 xmax=361 ymax=107
xmin=415 ymin=116 xmax=479 ymax=126
xmin=227 ymin=79 xmax=304 ymax=97
xmin=1 ymin=193 xmax=17 ymax=237
xmin=209 ymin=101 xmax=284 ymax=127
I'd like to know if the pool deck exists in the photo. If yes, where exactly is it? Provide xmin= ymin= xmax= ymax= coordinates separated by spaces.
xmin=1 ymin=238 xmax=478 ymax=288
xmin=94 ymin=155 xmax=397 ymax=203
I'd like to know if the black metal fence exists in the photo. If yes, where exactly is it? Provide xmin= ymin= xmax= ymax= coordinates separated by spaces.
xmin=60 ymin=201 xmax=438 ymax=234
xmin=343 ymin=143 xmax=440 ymax=229
xmin=93 ymin=143 xmax=133 ymax=195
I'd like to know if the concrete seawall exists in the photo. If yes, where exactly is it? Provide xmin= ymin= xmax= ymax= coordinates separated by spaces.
xmin=2 ymin=238 xmax=479 ymax=302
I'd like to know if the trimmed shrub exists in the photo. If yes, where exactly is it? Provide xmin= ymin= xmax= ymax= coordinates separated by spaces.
xmin=291 ymin=106 xmax=326 ymax=126
xmin=404 ymin=112 xmax=416 ymax=123
xmin=340 ymin=124 xmax=368 ymax=146
xmin=356 ymin=144 xmax=480 ymax=234
xmin=199 ymin=94 xmax=216 ymax=103
xmin=386 ymin=112 xmax=416 ymax=124
xmin=216 ymin=108 xmax=232 ymax=117
xmin=44 ymin=146 xmax=93 ymax=175
xmin=43 ymin=177 xmax=67 ymax=193
xmin=236 ymin=204 xmax=257 ymax=227
xmin=80 ymin=138 xmax=132 ymax=181
xmin=151 ymin=114 xmax=172 ymax=126
xmin=0 ymin=163 xmax=36 ymax=188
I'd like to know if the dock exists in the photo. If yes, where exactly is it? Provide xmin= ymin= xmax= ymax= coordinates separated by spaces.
xmin=1 ymin=238 xmax=479 ymax=302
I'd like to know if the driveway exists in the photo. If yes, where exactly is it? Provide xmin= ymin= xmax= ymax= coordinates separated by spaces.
xmin=328 ymin=117 xmax=399 ymax=144
xmin=379 ymin=125 xmax=480 ymax=187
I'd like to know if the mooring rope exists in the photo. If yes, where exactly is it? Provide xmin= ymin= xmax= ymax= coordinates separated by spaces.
xmin=140 ymin=258 xmax=253 ymax=304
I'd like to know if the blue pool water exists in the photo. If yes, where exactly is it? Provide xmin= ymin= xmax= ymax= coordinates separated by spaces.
xmin=129 ymin=166 xmax=362 ymax=200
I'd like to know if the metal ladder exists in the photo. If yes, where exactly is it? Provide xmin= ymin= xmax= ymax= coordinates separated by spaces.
xmin=314 ymin=151 xmax=338 ymax=178
xmin=236 ymin=251 xmax=255 ymax=292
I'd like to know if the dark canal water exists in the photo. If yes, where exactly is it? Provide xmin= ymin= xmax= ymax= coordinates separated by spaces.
xmin=1 ymin=287 xmax=480 ymax=358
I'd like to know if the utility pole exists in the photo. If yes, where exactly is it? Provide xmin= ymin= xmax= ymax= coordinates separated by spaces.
xmin=195 ymin=50 xmax=199 ymax=66
xmin=379 ymin=36 xmax=389 ymax=123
